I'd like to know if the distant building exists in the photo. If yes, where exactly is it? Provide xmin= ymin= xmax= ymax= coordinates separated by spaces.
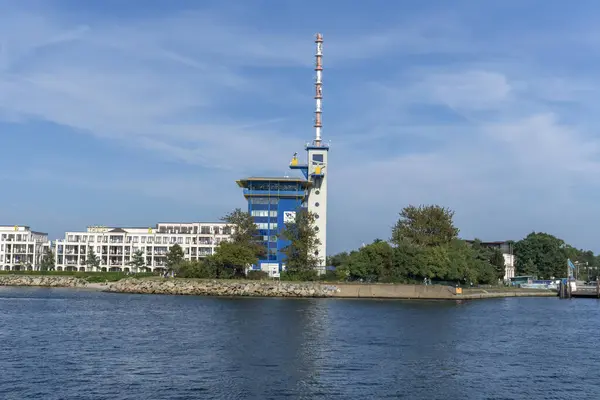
xmin=0 ymin=225 xmax=50 ymax=271
xmin=54 ymin=222 xmax=232 ymax=272
xmin=465 ymin=240 xmax=515 ymax=281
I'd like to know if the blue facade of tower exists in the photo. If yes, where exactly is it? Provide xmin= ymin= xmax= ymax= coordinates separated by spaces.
xmin=236 ymin=177 xmax=309 ymax=271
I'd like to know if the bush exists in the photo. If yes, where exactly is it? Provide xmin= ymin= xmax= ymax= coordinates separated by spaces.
xmin=175 ymin=260 xmax=217 ymax=279
xmin=246 ymin=270 xmax=269 ymax=280
xmin=318 ymin=270 xmax=339 ymax=282
xmin=281 ymin=269 xmax=320 ymax=281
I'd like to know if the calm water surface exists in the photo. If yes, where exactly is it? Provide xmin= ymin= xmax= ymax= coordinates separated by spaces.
xmin=0 ymin=287 xmax=598 ymax=399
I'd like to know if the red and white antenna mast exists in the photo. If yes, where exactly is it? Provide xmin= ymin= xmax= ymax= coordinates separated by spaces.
xmin=314 ymin=33 xmax=323 ymax=146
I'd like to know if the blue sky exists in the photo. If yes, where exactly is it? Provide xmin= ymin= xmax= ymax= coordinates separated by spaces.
xmin=3 ymin=0 xmax=600 ymax=254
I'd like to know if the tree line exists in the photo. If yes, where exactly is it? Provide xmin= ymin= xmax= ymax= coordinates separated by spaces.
xmin=35 ymin=203 xmax=596 ymax=283
xmin=327 ymin=205 xmax=505 ymax=284
xmin=513 ymin=232 xmax=598 ymax=280
xmin=329 ymin=205 xmax=600 ymax=283
xmin=172 ymin=204 xmax=507 ymax=284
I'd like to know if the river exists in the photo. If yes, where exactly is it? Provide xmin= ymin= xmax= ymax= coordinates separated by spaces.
xmin=0 ymin=287 xmax=596 ymax=399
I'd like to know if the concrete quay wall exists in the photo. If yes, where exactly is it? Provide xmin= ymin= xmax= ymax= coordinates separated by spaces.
xmin=331 ymin=283 xmax=459 ymax=299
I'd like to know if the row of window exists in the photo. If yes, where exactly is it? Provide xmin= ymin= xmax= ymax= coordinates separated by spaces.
xmin=67 ymin=235 xmax=223 ymax=244
xmin=0 ymin=245 xmax=35 ymax=252
xmin=248 ymin=183 xmax=303 ymax=191
xmin=0 ymin=234 xmax=44 ymax=242
xmin=0 ymin=255 xmax=36 ymax=263
xmin=251 ymin=210 xmax=277 ymax=217
xmin=249 ymin=198 xmax=279 ymax=205
xmin=62 ymin=247 xmax=214 ymax=256
xmin=256 ymin=223 xmax=278 ymax=230
xmin=156 ymin=226 xmax=227 ymax=235
xmin=262 ymin=236 xmax=278 ymax=242
xmin=60 ymin=240 xmax=223 ymax=253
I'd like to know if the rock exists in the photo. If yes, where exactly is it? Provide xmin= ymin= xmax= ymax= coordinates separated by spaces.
xmin=0 ymin=275 xmax=342 ymax=298
xmin=104 ymin=278 xmax=339 ymax=298
xmin=0 ymin=275 xmax=88 ymax=287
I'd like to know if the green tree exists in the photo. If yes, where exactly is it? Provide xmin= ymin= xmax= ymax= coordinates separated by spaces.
xmin=212 ymin=242 xmax=258 ymax=278
xmin=390 ymin=238 xmax=497 ymax=285
xmin=469 ymin=239 xmax=491 ymax=262
xmin=128 ymin=249 xmax=146 ymax=271
xmin=575 ymin=250 xmax=596 ymax=280
xmin=341 ymin=240 xmax=394 ymax=282
xmin=514 ymin=232 xmax=567 ymax=279
xmin=327 ymin=251 xmax=351 ymax=280
xmin=213 ymin=208 xmax=265 ymax=277
xmin=327 ymin=252 xmax=349 ymax=268
xmin=166 ymin=244 xmax=185 ymax=271
xmin=391 ymin=241 xmax=423 ymax=283
xmin=222 ymin=208 xmax=265 ymax=258
xmin=467 ymin=239 xmax=504 ymax=282
xmin=86 ymin=248 xmax=101 ymax=271
xmin=445 ymin=240 xmax=478 ymax=283
xmin=40 ymin=248 xmax=55 ymax=271
xmin=280 ymin=209 xmax=321 ymax=278
xmin=391 ymin=205 xmax=459 ymax=247
xmin=489 ymin=248 xmax=506 ymax=280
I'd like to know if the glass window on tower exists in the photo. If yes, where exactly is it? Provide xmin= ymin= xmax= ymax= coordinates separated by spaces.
xmin=312 ymin=154 xmax=324 ymax=163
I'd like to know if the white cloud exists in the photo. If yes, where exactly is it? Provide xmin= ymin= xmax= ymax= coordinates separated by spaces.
xmin=327 ymin=61 xmax=600 ymax=251
xmin=3 ymin=2 xmax=600 ymax=253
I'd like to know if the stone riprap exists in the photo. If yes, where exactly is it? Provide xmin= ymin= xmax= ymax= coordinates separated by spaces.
xmin=0 ymin=275 xmax=88 ymax=287
xmin=105 ymin=278 xmax=340 ymax=297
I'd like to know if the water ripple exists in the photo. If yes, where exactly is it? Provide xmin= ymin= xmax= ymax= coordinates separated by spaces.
xmin=0 ymin=289 xmax=598 ymax=398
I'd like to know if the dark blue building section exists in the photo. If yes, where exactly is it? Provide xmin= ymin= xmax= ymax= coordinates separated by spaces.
xmin=236 ymin=177 xmax=310 ymax=271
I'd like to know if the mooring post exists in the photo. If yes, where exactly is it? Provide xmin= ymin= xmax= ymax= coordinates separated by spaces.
xmin=559 ymin=281 xmax=566 ymax=299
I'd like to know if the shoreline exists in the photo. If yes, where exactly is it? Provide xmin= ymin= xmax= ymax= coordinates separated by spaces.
xmin=0 ymin=275 xmax=558 ymax=300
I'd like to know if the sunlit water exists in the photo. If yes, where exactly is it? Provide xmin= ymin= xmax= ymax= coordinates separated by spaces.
xmin=0 ymin=287 xmax=597 ymax=399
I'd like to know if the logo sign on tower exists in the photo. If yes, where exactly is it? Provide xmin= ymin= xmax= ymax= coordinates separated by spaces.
xmin=283 ymin=211 xmax=296 ymax=224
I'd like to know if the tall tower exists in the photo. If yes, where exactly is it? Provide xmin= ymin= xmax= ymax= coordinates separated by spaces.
xmin=306 ymin=33 xmax=328 ymax=272
xmin=314 ymin=33 xmax=323 ymax=146
xmin=288 ymin=33 xmax=329 ymax=273
xmin=239 ymin=33 xmax=329 ymax=276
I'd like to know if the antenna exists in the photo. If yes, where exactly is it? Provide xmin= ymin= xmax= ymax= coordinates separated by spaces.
xmin=314 ymin=33 xmax=323 ymax=146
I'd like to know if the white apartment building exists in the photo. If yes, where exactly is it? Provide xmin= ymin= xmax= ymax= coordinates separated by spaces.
xmin=54 ymin=222 xmax=232 ymax=272
xmin=0 ymin=226 xmax=50 ymax=271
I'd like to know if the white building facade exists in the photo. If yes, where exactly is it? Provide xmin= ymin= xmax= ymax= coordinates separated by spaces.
xmin=54 ymin=222 xmax=232 ymax=272
xmin=503 ymin=252 xmax=516 ymax=281
xmin=0 ymin=226 xmax=50 ymax=271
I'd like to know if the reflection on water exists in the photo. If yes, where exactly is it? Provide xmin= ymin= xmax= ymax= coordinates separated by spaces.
xmin=0 ymin=288 xmax=597 ymax=399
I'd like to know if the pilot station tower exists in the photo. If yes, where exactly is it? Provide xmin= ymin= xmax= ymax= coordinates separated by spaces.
xmin=238 ymin=33 xmax=329 ymax=275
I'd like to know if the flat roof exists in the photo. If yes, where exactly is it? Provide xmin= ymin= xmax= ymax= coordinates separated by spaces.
xmin=156 ymin=222 xmax=226 ymax=225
